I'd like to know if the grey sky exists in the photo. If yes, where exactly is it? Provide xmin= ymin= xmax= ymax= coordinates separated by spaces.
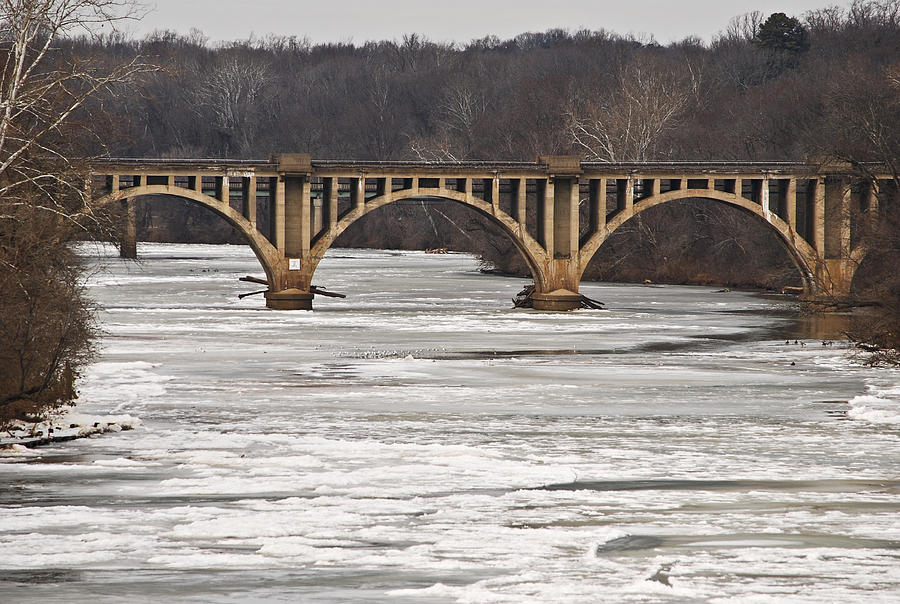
xmin=131 ymin=1 xmax=846 ymax=45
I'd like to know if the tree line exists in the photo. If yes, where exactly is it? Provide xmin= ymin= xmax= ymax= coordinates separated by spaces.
xmin=101 ymin=4 xmax=898 ymax=297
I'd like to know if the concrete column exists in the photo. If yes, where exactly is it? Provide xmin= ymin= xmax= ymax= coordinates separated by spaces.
xmin=814 ymin=177 xmax=825 ymax=257
xmin=869 ymin=180 xmax=880 ymax=216
xmin=539 ymin=179 xmax=554 ymax=254
xmin=242 ymin=176 xmax=257 ymax=228
xmin=312 ymin=197 xmax=323 ymax=239
xmin=351 ymin=177 xmax=364 ymax=211
xmin=283 ymin=175 xmax=311 ymax=257
xmin=840 ymin=183 xmax=852 ymax=259
xmin=786 ymin=178 xmax=797 ymax=231
xmin=651 ymin=178 xmax=660 ymax=197
xmin=326 ymin=177 xmax=339 ymax=228
xmin=761 ymin=178 xmax=771 ymax=219
xmin=166 ymin=175 xmax=175 ymax=187
xmin=461 ymin=178 xmax=472 ymax=202
xmin=589 ymin=178 xmax=606 ymax=235
xmin=491 ymin=177 xmax=500 ymax=215
xmin=624 ymin=178 xmax=634 ymax=214
xmin=191 ymin=175 xmax=202 ymax=192
xmin=266 ymin=177 xmax=276 ymax=243
xmin=275 ymin=177 xmax=286 ymax=255
xmin=376 ymin=177 xmax=393 ymax=202
xmin=217 ymin=176 xmax=230 ymax=204
xmin=516 ymin=178 xmax=526 ymax=233
xmin=569 ymin=177 xmax=580 ymax=254
xmin=551 ymin=177 xmax=578 ymax=258
xmin=108 ymin=174 xmax=120 ymax=194
xmin=119 ymin=198 xmax=137 ymax=259
xmin=735 ymin=177 xmax=743 ymax=200
xmin=249 ymin=177 xmax=258 ymax=228
xmin=534 ymin=176 xmax=583 ymax=309
xmin=301 ymin=177 xmax=312 ymax=256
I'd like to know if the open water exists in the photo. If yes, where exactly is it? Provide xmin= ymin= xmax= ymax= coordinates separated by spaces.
xmin=1 ymin=243 xmax=899 ymax=603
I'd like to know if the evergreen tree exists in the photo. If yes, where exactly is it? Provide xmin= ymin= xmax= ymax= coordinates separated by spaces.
xmin=754 ymin=12 xmax=809 ymax=53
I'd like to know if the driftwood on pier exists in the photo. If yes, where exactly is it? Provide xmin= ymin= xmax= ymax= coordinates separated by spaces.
xmin=238 ymin=289 xmax=267 ymax=299
xmin=238 ymin=276 xmax=347 ymax=299
xmin=240 ymin=275 xmax=268 ymax=286
xmin=310 ymin=286 xmax=347 ymax=299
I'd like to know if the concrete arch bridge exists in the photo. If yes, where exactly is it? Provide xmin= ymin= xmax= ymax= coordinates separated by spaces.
xmin=91 ymin=154 xmax=887 ymax=310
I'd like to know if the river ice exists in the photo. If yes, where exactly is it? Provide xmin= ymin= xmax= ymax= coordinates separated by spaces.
xmin=1 ymin=243 xmax=898 ymax=603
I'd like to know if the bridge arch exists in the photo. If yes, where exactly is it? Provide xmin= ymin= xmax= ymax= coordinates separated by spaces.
xmin=305 ymin=187 xmax=550 ymax=292
xmin=577 ymin=188 xmax=820 ymax=293
xmin=94 ymin=185 xmax=282 ymax=287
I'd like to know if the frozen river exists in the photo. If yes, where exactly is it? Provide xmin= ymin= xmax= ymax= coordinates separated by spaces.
xmin=2 ymin=243 xmax=899 ymax=602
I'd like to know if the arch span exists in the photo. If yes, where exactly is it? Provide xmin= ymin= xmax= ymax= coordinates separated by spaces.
xmin=94 ymin=185 xmax=282 ymax=288
xmin=577 ymin=189 xmax=820 ymax=294
xmin=303 ymin=187 xmax=550 ymax=292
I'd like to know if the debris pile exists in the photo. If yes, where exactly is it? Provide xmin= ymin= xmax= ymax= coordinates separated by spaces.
xmin=512 ymin=284 xmax=604 ymax=310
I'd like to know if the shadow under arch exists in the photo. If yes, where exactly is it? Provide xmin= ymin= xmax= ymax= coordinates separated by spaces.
xmin=307 ymin=188 xmax=549 ymax=291
xmin=93 ymin=185 xmax=282 ymax=287
xmin=849 ymin=245 xmax=887 ymax=299
xmin=577 ymin=189 xmax=820 ymax=294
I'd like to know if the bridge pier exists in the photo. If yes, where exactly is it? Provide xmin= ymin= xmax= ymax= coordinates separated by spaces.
xmin=531 ymin=290 xmax=583 ymax=311
xmin=264 ymin=288 xmax=314 ymax=310
xmin=118 ymin=198 xmax=137 ymax=259
xmin=531 ymin=157 xmax=583 ymax=311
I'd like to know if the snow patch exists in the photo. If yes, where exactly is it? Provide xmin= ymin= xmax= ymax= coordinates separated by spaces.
xmin=0 ymin=410 xmax=142 ymax=448
xmin=848 ymin=385 xmax=900 ymax=425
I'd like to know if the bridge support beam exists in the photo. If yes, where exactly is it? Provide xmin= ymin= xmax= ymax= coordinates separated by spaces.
xmin=804 ymin=176 xmax=857 ymax=303
xmin=265 ymin=154 xmax=317 ymax=309
xmin=532 ymin=158 xmax=583 ymax=310
xmin=118 ymin=198 xmax=137 ymax=259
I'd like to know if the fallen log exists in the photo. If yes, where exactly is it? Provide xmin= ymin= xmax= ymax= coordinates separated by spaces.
xmin=513 ymin=284 xmax=536 ymax=308
xmin=311 ymin=285 xmax=347 ymax=299
xmin=580 ymin=294 xmax=605 ymax=309
xmin=238 ymin=289 xmax=267 ymax=299
xmin=240 ymin=275 xmax=268 ymax=286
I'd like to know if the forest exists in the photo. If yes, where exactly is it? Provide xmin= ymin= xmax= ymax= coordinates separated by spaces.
xmin=2 ymin=0 xmax=900 ymax=424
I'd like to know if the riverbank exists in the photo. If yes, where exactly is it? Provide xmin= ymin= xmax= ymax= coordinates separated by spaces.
xmin=1 ymin=412 xmax=141 ymax=451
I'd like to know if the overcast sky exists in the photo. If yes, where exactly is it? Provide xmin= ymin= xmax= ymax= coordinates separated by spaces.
xmin=130 ymin=1 xmax=846 ymax=46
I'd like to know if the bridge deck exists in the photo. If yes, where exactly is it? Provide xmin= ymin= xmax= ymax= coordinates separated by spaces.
xmin=94 ymin=157 xmax=817 ymax=175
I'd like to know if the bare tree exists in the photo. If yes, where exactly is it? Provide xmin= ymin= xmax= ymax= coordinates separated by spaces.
xmin=0 ymin=0 xmax=151 ymax=425
xmin=192 ymin=54 xmax=274 ymax=157
xmin=0 ymin=1 xmax=149 ymax=206
xmin=566 ymin=53 xmax=702 ymax=161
